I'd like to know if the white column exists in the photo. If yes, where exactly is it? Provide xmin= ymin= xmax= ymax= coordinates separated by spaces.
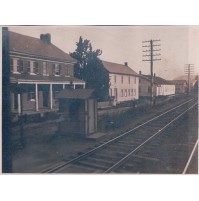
xmin=63 ymin=84 xmax=65 ymax=89
xmin=50 ymin=84 xmax=53 ymax=109
xmin=73 ymin=84 xmax=76 ymax=89
xmin=83 ymin=84 xmax=86 ymax=89
xmin=17 ymin=93 xmax=21 ymax=114
xmin=35 ymin=84 xmax=39 ymax=111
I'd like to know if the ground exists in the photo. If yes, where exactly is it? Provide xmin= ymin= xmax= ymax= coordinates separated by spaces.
xmin=11 ymin=94 xmax=198 ymax=173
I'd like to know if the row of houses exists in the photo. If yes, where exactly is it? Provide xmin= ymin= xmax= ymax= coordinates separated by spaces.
xmin=7 ymin=31 xmax=188 ymax=117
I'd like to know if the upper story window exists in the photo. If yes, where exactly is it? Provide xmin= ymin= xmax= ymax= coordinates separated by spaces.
xmin=65 ymin=66 xmax=69 ymax=76
xmin=134 ymin=77 xmax=136 ymax=84
xmin=10 ymin=58 xmax=13 ymax=72
xmin=33 ymin=61 xmax=39 ymax=74
xmin=128 ymin=76 xmax=130 ymax=84
xmin=128 ymin=89 xmax=130 ymax=96
xmin=43 ymin=62 xmax=48 ymax=75
xmin=26 ymin=61 xmax=31 ymax=73
xmin=121 ymin=76 xmax=123 ymax=84
xmin=17 ymin=60 xmax=24 ymax=73
xmin=53 ymin=64 xmax=61 ymax=76
xmin=114 ymin=75 xmax=117 ymax=83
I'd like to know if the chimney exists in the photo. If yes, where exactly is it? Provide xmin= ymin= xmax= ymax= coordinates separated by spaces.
xmin=139 ymin=71 xmax=142 ymax=75
xmin=124 ymin=62 xmax=128 ymax=66
xmin=154 ymin=73 xmax=156 ymax=77
xmin=40 ymin=33 xmax=51 ymax=43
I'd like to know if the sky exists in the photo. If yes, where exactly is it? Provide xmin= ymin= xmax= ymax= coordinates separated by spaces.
xmin=8 ymin=26 xmax=199 ymax=80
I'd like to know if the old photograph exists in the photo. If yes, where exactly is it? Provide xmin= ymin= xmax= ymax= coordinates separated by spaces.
xmin=2 ymin=25 xmax=198 ymax=173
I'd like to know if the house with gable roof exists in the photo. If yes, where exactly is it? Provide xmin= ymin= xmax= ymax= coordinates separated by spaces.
xmin=101 ymin=61 xmax=139 ymax=104
xmin=8 ymin=31 xmax=85 ymax=116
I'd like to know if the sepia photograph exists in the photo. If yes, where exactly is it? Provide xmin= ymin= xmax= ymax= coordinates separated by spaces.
xmin=2 ymin=25 xmax=198 ymax=174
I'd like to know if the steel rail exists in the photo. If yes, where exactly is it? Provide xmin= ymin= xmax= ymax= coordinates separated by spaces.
xmin=104 ymin=102 xmax=198 ymax=173
xmin=42 ymin=97 xmax=197 ymax=173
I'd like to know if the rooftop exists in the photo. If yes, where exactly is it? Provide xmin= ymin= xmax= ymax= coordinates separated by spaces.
xmin=10 ymin=73 xmax=85 ymax=84
xmin=56 ymin=89 xmax=95 ymax=99
xmin=8 ymin=31 xmax=76 ymax=63
xmin=102 ymin=60 xmax=138 ymax=76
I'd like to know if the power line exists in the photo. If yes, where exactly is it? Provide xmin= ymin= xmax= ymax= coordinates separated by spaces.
xmin=142 ymin=39 xmax=161 ymax=105
xmin=184 ymin=64 xmax=194 ymax=94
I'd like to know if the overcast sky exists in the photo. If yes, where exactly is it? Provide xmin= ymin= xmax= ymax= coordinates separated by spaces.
xmin=9 ymin=26 xmax=199 ymax=79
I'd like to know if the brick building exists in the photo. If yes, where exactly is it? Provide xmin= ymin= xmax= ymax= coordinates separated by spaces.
xmin=9 ymin=31 xmax=85 ymax=116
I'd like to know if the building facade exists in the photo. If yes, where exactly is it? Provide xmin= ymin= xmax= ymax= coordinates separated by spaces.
xmin=9 ymin=31 xmax=85 ymax=116
xmin=102 ymin=61 xmax=139 ymax=103
xmin=169 ymin=80 xmax=188 ymax=94
xmin=139 ymin=72 xmax=175 ymax=97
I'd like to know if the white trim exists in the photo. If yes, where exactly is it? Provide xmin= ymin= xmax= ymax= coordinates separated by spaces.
xmin=17 ymin=81 xmax=85 ymax=85
xmin=12 ymin=72 xmax=21 ymax=74
xmin=50 ymin=84 xmax=53 ymax=110
xmin=17 ymin=94 xmax=21 ymax=114
xmin=10 ymin=52 xmax=76 ymax=65
xmin=35 ymin=84 xmax=39 ymax=111
xmin=183 ymin=139 xmax=199 ymax=174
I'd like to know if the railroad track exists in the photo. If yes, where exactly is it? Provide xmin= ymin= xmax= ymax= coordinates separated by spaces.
xmin=42 ymin=97 xmax=198 ymax=173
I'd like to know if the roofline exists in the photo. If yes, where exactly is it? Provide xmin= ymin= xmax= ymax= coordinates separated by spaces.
xmin=11 ymin=80 xmax=85 ymax=85
xmin=9 ymin=50 xmax=76 ymax=64
xmin=108 ymin=72 xmax=139 ymax=77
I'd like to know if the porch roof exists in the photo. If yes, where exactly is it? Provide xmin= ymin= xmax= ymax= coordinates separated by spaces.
xmin=56 ymin=89 xmax=95 ymax=100
xmin=10 ymin=73 xmax=85 ymax=84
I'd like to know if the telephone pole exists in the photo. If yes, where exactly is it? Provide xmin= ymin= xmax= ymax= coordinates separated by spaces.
xmin=142 ymin=39 xmax=161 ymax=105
xmin=184 ymin=64 xmax=194 ymax=94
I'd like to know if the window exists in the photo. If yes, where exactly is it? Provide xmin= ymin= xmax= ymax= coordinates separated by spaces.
xmin=110 ymin=88 xmax=112 ymax=96
xmin=27 ymin=92 xmax=36 ymax=101
xmin=53 ymin=64 xmax=61 ymax=75
xmin=26 ymin=61 xmax=30 ymax=73
xmin=65 ymin=66 xmax=69 ymax=76
xmin=134 ymin=77 xmax=136 ymax=84
xmin=10 ymin=58 xmax=13 ymax=71
xmin=128 ymin=76 xmax=130 ymax=84
xmin=134 ymin=89 xmax=136 ymax=96
xmin=124 ymin=89 xmax=127 ymax=97
xmin=114 ymin=75 xmax=117 ymax=83
xmin=121 ymin=89 xmax=123 ymax=97
xmin=43 ymin=62 xmax=48 ymax=75
xmin=121 ymin=76 xmax=123 ymax=84
xmin=17 ymin=60 xmax=23 ymax=73
xmin=131 ymin=89 xmax=134 ymax=96
xmin=128 ymin=89 xmax=130 ymax=96
xmin=33 ymin=61 xmax=39 ymax=74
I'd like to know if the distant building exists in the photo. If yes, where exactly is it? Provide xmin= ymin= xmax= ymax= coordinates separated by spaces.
xmin=102 ymin=61 xmax=139 ymax=103
xmin=168 ymin=80 xmax=188 ymax=94
xmin=139 ymin=72 xmax=175 ymax=97
xmin=9 ymin=31 xmax=85 ymax=116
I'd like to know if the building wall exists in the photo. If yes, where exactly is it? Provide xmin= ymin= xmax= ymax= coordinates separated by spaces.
xmin=175 ymin=84 xmax=187 ymax=93
xmin=139 ymin=77 xmax=156 ymax=97
xmin=109 ymin=73 xmax=139 ymax=103
xmin=156 ymin=85 xmax=175 ymax=96
xmin=10 ymin=56 xmax=74 ymax=77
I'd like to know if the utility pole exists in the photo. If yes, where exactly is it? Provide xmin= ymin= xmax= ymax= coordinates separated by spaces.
xmin=142 ymin=40 xmax=161 ymax=106
xmin=184 ymin=64 xmax=194 ymax=94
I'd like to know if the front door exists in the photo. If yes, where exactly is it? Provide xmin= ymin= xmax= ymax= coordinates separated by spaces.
xmin=43 ymin=91 xmax=49 ymax=107
xmin=88 ymin=99 xmax=95 ymax=134
xmin=114 ymin=88 xmax=117 ymax=101
xmin=14 ymin=93 xmax=18 ymax=110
